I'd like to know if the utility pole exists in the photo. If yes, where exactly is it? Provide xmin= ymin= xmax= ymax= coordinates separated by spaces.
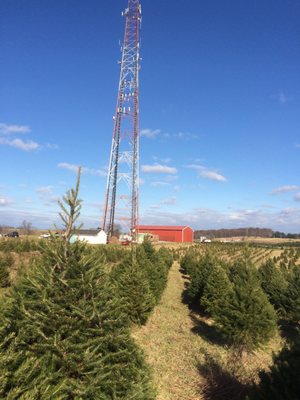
xmin=102 ymin=0 xmax=142 ymax=240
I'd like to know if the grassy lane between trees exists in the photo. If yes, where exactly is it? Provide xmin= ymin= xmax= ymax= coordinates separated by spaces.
xmin=133 ymin=260 xmax=283 ymax=400
xmin=133 ymin=261 xmax=205 ymax=400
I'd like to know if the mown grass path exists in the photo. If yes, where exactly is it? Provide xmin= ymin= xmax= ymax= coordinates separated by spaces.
xmin=133 ymin=260 xmax=282 ymax=400
xmin=132 ymin=262 xmax=204 ymax=400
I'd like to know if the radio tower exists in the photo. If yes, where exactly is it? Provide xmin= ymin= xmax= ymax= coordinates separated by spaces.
xmin=102 ymin=0 xmax=142 ymax=240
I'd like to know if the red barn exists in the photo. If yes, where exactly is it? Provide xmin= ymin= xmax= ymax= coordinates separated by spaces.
xmin=137 ymin=225 xmax=193 ymax=243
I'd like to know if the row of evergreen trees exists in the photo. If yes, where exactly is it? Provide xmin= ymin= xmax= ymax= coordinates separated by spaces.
xmin=0 ymin=253 xmax=14 ymax=288
xmin=181 ymin=250 xmax=277 ymax=354
xmin=181 ymin=248 xmax=300 ymax=398
xmin=0 ymin=171 xmax=172 ymax=399
xmin=0 ymin=237 xmax=42 ymax=253
xmin=259 ymin=258 xmax=300 ymax=324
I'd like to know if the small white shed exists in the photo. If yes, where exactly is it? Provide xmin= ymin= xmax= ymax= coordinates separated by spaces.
xmin=72 ymin=229 xmax=107 ymax=245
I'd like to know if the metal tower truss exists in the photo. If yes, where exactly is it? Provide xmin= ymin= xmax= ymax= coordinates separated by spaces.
xmin=102 ymin=0 xmax=141 ymax=239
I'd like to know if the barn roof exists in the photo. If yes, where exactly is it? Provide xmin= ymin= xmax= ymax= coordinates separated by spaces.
xmin=137 ymin=225 xmax=192 ymax=231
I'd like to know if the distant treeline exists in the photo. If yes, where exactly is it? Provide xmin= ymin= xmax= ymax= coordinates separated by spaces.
xmin=194 ymin=227 xmax=300 ymax=239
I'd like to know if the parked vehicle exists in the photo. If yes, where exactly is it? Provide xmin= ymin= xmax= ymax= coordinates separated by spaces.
xmin=5 ymin=231 xmax=19 ymax=238
xmin=40 ymin=233 xmax=51 ymax=239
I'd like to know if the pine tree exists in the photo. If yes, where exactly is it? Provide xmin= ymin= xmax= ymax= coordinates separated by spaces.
xmin=180 ymin=250 xmax=198 ymax=275
xmin=0 ymin=254 xmax=13 ymax=288
xmin=157 ymin=247 xmax=173 ymax=270
xmin=258 ymin=259 xmax=288 ymax=313
xmin=0 ymin=169 xmax=155 ymax=399
xmin=141 ymin=237 xmax=156 ymax=262
xmin=218 ymin=260 xmax=277 ymax=353
xmin=201 ymin=264 xmax=233 ymax=318
xmin=110 ymin=255 xmax=156 ymax=325
xmin=284 ymin=265 xmax=300 ymax=324
xmin=187 ymin=252 xmax=218 ymax=303
xmin=0 ymin=260 xmax=10 ymax=288
xmin=137 ymin=246 xmax=168 ymax=303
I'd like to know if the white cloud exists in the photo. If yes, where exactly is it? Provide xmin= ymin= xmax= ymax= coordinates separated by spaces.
xmin=140 ymin=128 xmax=161 ymax=139
xmin=294 ymin=193 xmax=300 ymax=202
xmin=0 ymin=196 xmax=13 ymax=206
xmin=151 ymin=181 xmax=171 ymax=187
xmin=0 ymin=123 xmax=31 ymax=135
xmin=141 ymin=164 xmax=177 ymax=174
xmin=0 ymin=122 xmax=59 ymax=152
xmin=161 ymin=196 xmax=177 ymax=205
xmin=36 ymin=186 xmax=58 ymax=205
xmin=272 ymin=185 xmax=299 ymax=195
xmin=58 ymin=162 xmax=79 ymax=173
xmin=200 ymin=170 xmax=226 ymax=182
xmin=36 ymin=186 xmax=54 ymax=195
xmin=149 ymin=204 xmax=161 ymax=209
xmin=140 ymin=206 xmax=300 ymax=232
xmin=58 ymin=162 xmax=107 ymax=177
xmin=173 ymin=132 xmax=198 ymax=140
xmin=187 ymin=164 xmax=227 ymax=182
xmin=0 ymin=137 xmax=39 ymax=151
xmin=161 ymin=131 xmax=198 ymax=141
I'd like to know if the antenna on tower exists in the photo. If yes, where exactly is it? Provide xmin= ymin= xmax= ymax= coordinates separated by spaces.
xmin=102 ymin=0 xmax=141 ymax=241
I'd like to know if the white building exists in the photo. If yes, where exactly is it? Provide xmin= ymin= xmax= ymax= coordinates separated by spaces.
xmin=72 ymin=229 xmax=107 ymax=245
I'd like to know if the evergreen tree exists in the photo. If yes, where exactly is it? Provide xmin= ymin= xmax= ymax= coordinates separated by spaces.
xmin=259 ymin=259 xmax=288 ymax=313
xmin=180 ymin=250 xmax=198 ymax=275
xmin=141 ymin=237 xmax=156 ymax=262
xmin=0 ymin=169 xmax=155 ymax=399
xmin=284 ymin=265 xmax=300 ymax=324
xmin=187 ymin=252 xmax=219 ymax=303
xmin=138 ymin=248 xmax=168 ymax=303
xmin=0 ymin=259 xmax=10 ymax=287
xmin=0 ymin=254 xmax=13 ymax=288
xmin=201 ymin=265 xmax=233 ymax=318
xmin=157 ymin=247 xmax=173 ymax=270
xmin=254 ymin=338 xmax=300 ymax=399
xmin=109 ymin=255 xmax=156 ymax=325
xmin=218 ymin=260 xmax=277 ymax=353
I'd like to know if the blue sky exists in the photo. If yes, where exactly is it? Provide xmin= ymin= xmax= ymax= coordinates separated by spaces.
xmin=0 ymin=0 xmax=299 ymax=232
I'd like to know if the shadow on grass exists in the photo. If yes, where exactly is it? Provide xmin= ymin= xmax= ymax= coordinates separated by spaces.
xmin=278 ymin=319 xmax=299 ymax=343
xmin=181 ymin=281 xmax=228 ymax=346
xmin=190 ymin=314 xmax=228 ymax=346
xmin=198 ymin=354 xmax=253 ymax=400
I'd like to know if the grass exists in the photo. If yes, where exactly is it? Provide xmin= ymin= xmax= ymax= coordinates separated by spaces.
xmin=133 ymin=261 xmax=283 ymax=400
xmin=0 ymin=240 xmax=292 ymax=398
xmin=133 ymin=261 xmax=205 ymax=400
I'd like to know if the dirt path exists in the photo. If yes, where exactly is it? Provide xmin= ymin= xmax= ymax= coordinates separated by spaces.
xmin=132 ymin=262 xmax=205 ymax=400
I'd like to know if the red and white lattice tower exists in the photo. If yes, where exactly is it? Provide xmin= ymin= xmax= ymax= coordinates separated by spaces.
xmin=102 ymin=0 xmax=142 ymax=239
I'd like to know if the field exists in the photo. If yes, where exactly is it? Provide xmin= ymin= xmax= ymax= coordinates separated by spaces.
xmin=135 ymin=241 xmax=300 ymax=399
xmin=0 ymin=237 xmax=299 ymax=399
